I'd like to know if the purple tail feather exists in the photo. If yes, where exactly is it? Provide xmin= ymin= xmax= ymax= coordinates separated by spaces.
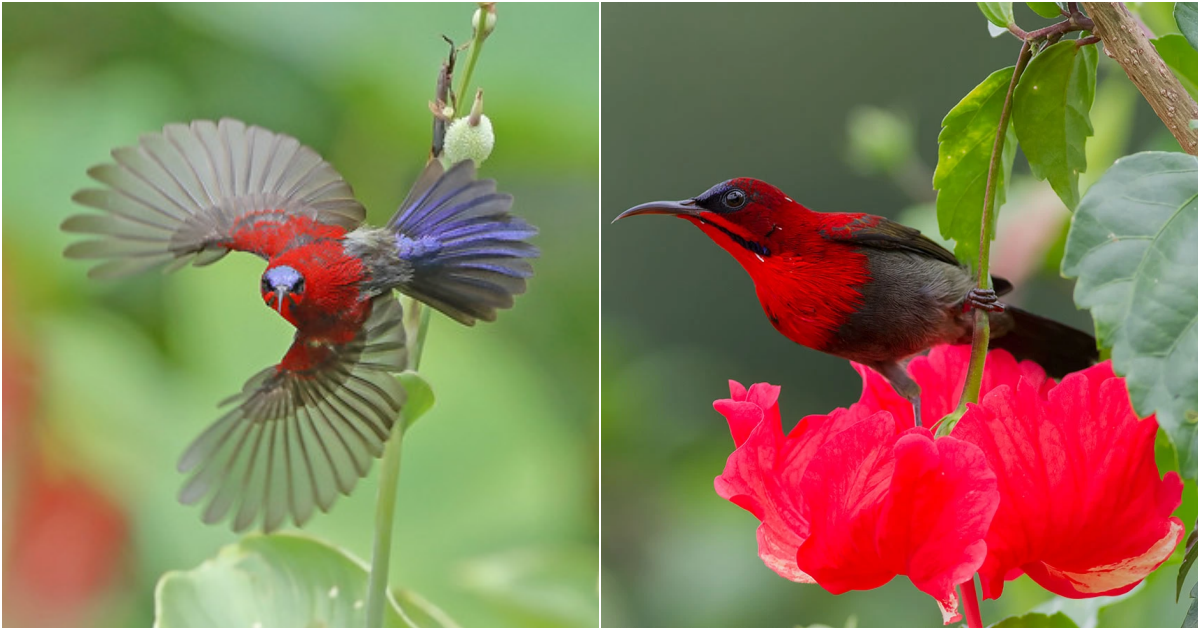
xmin=388 ymin=160 xmax=538 ymax=325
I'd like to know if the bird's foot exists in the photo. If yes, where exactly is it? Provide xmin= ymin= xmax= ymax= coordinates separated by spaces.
xmin=963 ymin=288 xmax=1005 ymax=313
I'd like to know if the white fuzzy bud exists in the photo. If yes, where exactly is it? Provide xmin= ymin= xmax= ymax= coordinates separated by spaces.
xmin=442 ymin=114 xmax=494 ymax=167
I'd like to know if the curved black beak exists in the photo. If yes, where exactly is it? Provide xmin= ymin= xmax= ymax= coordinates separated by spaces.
xmin=612 ymin=199 xmax=701 ymax=224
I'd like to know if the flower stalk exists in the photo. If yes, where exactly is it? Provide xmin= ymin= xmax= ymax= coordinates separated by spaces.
xmin=960 ymin=576 xmax=984 ymax=628
xmin=454 ymin=3 xmax=494 ymax=118
xmin=365 ymin=299 xmax=432 ymax=627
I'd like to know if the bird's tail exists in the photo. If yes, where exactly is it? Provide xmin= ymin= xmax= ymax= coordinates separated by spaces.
xmin=386 ymin=160 xmax=538 ymax=325
xmin=991 ymin=306 xmax=1098 ymax=378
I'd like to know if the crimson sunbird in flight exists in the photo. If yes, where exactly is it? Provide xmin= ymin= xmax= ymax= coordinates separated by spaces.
xmin=64 ymin=118 xmax=537 ymax=532
xmin=616 ymin=177 xmax=1097 ymax=421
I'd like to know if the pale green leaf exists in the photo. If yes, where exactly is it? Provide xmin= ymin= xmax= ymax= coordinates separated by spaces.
xmin=1061 ymin=151 xmax=1199 ymax=478
xmin=1013 ymin=40 xmax=1098 ymax=210
xmin=1187 ymin=583 xmax=1198 ymax=628
xmin=1153 ymin=34 xmax=1199 ymax=95
xmin=392 ymin=589 xmax=458 ymax=628
xmin=1180 ymin=524 xmax=1197 ymax=601
xmin=1033 ymin=582 xmax=1145 ymax=627
xmin=1176 ymin=2 xmax=1198 ymax=50
xmin=979 ymin=2 xmax=1016 ymax=27
xmin=1028 ymin=2 xmax=1064 ymax=18
xmin=993 ymin=612 xmax=1078 ymax=627
xmin=155 ymin=533 xmax=411 ymax=627
xmin=935 ymin=67 xmax=1019 ymax=266
xmin=398 ymin=370 xmax=436 ymax=429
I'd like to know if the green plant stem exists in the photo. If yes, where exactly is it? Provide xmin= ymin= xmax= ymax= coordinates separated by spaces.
xmin=366 ymin=299 xmax=432 ymax=627
xmin=942 ymin=41 xmax=1033 ymax=433
xmin=454 ymin=13 xmax=490 ymax=118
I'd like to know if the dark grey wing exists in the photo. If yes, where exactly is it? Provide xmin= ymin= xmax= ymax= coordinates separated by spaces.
xmin=823 ymin=214 xmax=962 ymax=267
xmin=65 ymin=118 xmax=365 ymax=278
xmin=823 ymin=214 xmax=1013 ymax=292
xmin=177 ymin=295 xmax=407 ymax=533
xmin=385 ymin=159 xmax=539 ymax=325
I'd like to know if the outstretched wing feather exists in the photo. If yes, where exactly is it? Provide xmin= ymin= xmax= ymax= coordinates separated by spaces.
xmin=177 ymin=295 xmax=407 ymax=533
xmin=65 ymin=119 xmax=366 ymax=278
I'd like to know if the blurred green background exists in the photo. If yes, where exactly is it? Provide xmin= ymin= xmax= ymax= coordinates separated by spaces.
xmin=3 ymin=3 xmax=597 ymax=627
xmin=601 ymin=3 xmax=1196 ymax=627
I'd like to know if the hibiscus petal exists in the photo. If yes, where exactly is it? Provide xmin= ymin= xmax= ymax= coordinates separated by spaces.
xmin=854 ymin=346 xmax=1052 ymax=432
xmin=954 ymin=362 xmax=1185 ymax=600
xmin=714 ymin=385 xmax=863 ymax=584
xmin=795 ymin=412 xmax=897 ymax=593
xmin=878 ymin=429 xmax=998 ymax=624
xmin=714 ymin=380 xmax=782 ymax=447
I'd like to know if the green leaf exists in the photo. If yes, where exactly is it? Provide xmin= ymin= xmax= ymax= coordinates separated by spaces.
xmin=1180 ymin=523 xmax=1198 ymax=601
xmin=397 ymin=370 xmax=436 ymax=429
xmin=155 ymin=533 xmax=411 ymax=627
xmin=992 ymin=612 xmax=1079 ymax=627
xmin=1033 ymin=582 xmax=1145 ymax=627
xmin=392 ymin=589 xmax=458 ymax=628
xmin=1176 ymin=2 xmax=1198 ymax=50
xmin=1013 ymin=40 xmax=1098 ymax=210
xmin=1153 ymin=34 xmax=1199 ymax=95
xmin=1061 ymin=151 xmax=1199 ymax=478
xmin=979 ymin=2 xmax=1016 ymax=27
xmin=935 ymin=67 xmax=1019 ymax=266
xmin=1187 ymin=583 xmax=1198 ymax=628
xmin=1028 ymin=2 xmax=1064 ymax=18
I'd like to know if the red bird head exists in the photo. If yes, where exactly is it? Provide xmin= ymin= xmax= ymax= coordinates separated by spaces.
xmin=260 ymin=240 xmax=367 ymax=335
xmin=614 ymin=177 xmax=824 ymax=262
xmin=615 ymin=177 xmax=873 ymax=351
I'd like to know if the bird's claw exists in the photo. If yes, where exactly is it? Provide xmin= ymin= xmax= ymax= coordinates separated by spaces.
xmin=963 ymin=288 xmax=1005 ymax=313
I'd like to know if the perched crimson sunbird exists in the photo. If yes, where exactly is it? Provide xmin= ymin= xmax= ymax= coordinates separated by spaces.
xmin=616 ymin=177 xmax=1096 ymax=420
xmin=64 ymin=118 xmax=537 ymax=532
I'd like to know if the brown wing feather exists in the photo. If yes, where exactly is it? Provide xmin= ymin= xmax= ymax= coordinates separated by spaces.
xmin=176 ymin=295 xmax=407 ymax=533
xmin=64 ymin=118 xmax=365 ymax=278
xmin=824 ymin=215 xmax=1012 ymax=295
xmin=823 ymin=215 xmax=961 ymax=267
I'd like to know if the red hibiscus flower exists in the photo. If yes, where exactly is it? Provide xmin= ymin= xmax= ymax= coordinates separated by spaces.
xmin=713 ymin=381 xmax=999 ymax=623
xmin=953 ymin=360 xmax=1185 ymax=600
xmin=715 ymin=346 xmax=1184 ymax=624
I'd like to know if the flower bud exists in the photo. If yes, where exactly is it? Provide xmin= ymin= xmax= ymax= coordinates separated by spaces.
xmin=441 ymin=91 xmax=494 ymax=167
xmin=472 ymin=3 xmax=496 ymax=40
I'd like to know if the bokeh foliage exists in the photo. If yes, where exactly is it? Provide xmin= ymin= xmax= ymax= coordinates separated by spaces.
xmin=3 ymin=3 xmax=598 ymax=627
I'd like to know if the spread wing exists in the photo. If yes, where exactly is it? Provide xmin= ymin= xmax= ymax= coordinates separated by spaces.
xmin=65 ymin=118 xmax=365 ymax=278
xmin=823 ymin=215 xmax=1013 ymax=295
xmin=177 ymin=295 xmax=407 ymax=533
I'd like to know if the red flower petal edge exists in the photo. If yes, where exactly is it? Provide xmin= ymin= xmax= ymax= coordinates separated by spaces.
xmin=714 ymin=381 xmax=999 ymax=623
xmin=853 ymin=345 xmax=1053 ymax=430
xmin=953 ymin=361 xmax=1185 ymax=599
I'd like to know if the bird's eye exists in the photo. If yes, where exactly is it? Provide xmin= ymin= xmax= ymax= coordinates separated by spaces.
xmin=261 ymin=276 xmax=271 ymax=292
xmin=723 ymin=189 xmax=747 ymax=209
xmin=294 ymin=276 xmax=305 ymax=294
